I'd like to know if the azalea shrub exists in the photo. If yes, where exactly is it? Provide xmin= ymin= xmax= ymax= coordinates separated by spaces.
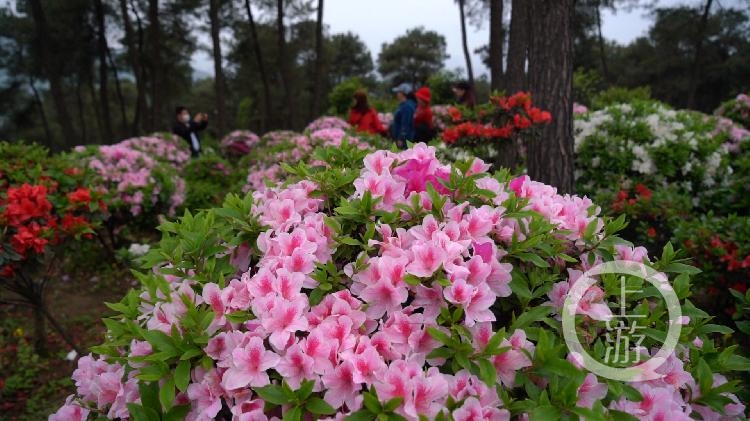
xmin=716 ymin=93 xmax=750 ymax=130
xmin=574 ymin=101 xmax=749 ymax=206
xmin=0 ymin=141 xmax=108 ymax=353
xmin=70 ymin=135 xmax=188 ymax=221
xmin=304 ymin=116 xmax=351 ymax=133
xmin=438 ymin=92 xmax=551 ymax=170
xmin=182 ymin=155 xmax=238 ymax=211
xmin=220 ymin=131 xmax=261 ymax=158
xmin=51 ymin=142 xmax=749 ymax=420
xmin=241 ymin=129 xmax=372 ymax=193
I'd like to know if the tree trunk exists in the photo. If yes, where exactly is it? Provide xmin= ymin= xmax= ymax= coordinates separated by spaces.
xmin=244 ymin=0 xmax=272 ymax=132
xmin=595 ymin=1 xmax=610 ymax=82
xmin=686 ymin=0 xmax=713 ymax=110
xmin=209 ymin=0 xmax=227 ymax=136
xmin=28 ymin=0 xmax=77 ymax=149
xmin=94 ymin=0 xmax=114 ymax=142
xmin=88 ymin=75 xmax=105 ymax=142
xmin=32 ymin=304 xmax=48 ymax=357
xmin=148 ymin=0 xmax=162 ymax=132
xmin=458 ymin=0 xmax=474 ymax=86
xmin=107 ymin=47 xmax=129 ymax=139
xmin=276 ymin=0 xmax=292 ymax=127
xmin=311 ymin=0 xmax=325 ymax=120
xmin=29 ymin=76 xmax=53 ymax=147
xmin=75 ymin=80 xmax=88 ymax=144
xmin=127 ymin=0 xmax=148 ymax=134
xmin=506 ymin=0 xmax=529 ymax=93
xmin=489 ymin=0 xmax=504 ymax=91
xmin=527 ymin=0 xmax=575 ymax=194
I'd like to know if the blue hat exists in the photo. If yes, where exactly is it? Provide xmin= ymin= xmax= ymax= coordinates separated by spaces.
xmin=391 ymin=82 xmax=413 ymax=94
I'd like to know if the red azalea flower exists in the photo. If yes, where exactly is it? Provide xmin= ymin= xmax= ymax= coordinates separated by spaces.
xmin=647 ymin=227 xmax=657 ymax=238
xmin=61 ymin=213 xmax=90 ymax=233
xmin=3 ymin=184 xmax=53 ymax=226
xmin=67 ymin=187 xmax=92 ymax=205
xmin=634 ymin=183 xmax=652 ymax=200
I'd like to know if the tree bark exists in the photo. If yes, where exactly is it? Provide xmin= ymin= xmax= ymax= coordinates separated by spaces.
xmin=311 ymin=0 xmax=325 ymax=119
xmin=29 ymin=76 xmax=53 ymax=147
xmin=94 ymin=0 xmax=114 ymax=142
xmin=506 ymin=0 xmax=529 ymax=93
xmin=147 ymin=0 xmax=162 ymax=132
xmin=88 ymin=74 xmax=105 ymax=142
xmin=126 ymin=0 xmax=148 ymax=135
xmin=458 ymin=0 xmax=474 ymax=86
xmin=527 ymin=0 xmax=575 ymax=194
xmin=686 ymin=0 xmax=713 ymax=110
xmin=107 ymin=46 xmax=129 ymax=139
xmin=209 ymin=0 xmax=227 ymax=136
xmin=75 ymin=79 xmax=88 ymax=144
xmin=489 ymin=0 xmax=504 ymax=91
xmin=276 ymin=0 xmax=292 ymax=127
xmin=595 ymin=0 xmax=610 ymax=82
xmin=28 ymin=0 xmax=77 ymax=149
xmin=244 ymin=0 xmax=272 ymax=132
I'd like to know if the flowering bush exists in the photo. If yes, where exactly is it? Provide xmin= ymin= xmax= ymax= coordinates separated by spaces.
xmin=716 ymin=93 xmax=750 ymax=130
xmin=118 ymin=134 xmax=191 ymax=170
xmin=574 ymin=101 xmax=750 ymax=208
xmin=0 ymin=142 xmax=109 ymax=354
xmin=182 ymin=155 xmax=239 ymax=210
xmin=51 ymin=142 xmax=748 ymax=420
xmin=304 ymin=116 xmax=351 ymax=133
xmin=72 ymin=138 xmax=187 ymax=219
xmin=220 ymin=131 xmax=261 ymax=158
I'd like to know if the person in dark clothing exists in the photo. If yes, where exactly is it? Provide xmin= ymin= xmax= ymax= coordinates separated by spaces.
xmin=172 ymin=106 xmax=208 ymax=157
xmin=452 ymin=80 xmax=476 ymax=109
xmin=414 ymin=87 xmax=436 ymax=142
xmin=390 ymin=83 xmax=416 ymax=149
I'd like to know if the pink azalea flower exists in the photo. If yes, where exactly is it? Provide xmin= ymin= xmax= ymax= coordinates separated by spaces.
xmin=187 ymin=368 xmax=224 ymax=420
xmin=221 ymin=337 xmax=280 ymax=390
xmin=452 ymin=397 xmax=510 ymax=421
xmin=577 ymin=374 xmax=608 ymax=408
xmin=322 ymin=361 xmax=362 ymax=410
xmin=406 ymin=241 xmax=446 ymax=277
xmin=276 ymin=342 xmax=316 ymax=389
xmin=49 ymin=396 xmax=90 ymax=421
xmin=259 ymin=296 xmax=309 ymax=350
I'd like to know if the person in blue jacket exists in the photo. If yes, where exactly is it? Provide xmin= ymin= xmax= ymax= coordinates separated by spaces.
xmin=390 ymin=83 xmax=416 ymax=149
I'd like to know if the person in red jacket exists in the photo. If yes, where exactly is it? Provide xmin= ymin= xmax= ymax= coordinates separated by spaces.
xmin=414 ymin=87 xmax=436 ymax=142
xmin=348 ymin=90 xmax=386 ymax=135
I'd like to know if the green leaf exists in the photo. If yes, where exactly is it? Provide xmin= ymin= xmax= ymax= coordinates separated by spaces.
xmin=282 ymin=406 xmax=302 ymax=421
xmin=306 ymin=397 xmax=337 ymax=415
xmin=159 ymin=376 xmax=176 ymax=411
xmin=608 ymin=409 xmax=640 ymax=421
xmin=363 ymin=390 xmax=382 ymax=413
xmin=383 ymin=397 xmax=404 ymax=412
xmin=174 ymin=360 xmax=191 ymax=393
xmin=142 ymin=329 xmax=179 ymax=354
xmin=697 ymin=359 xmax=713 ymax=394
xmin=138 ymin=381 xmax=160 ymax=413
xmin=255 ymin=385 xmax=291 ymax=405
xmin=163 ymin=405 xmax=191 ymax=421
xmin=477 ymin=358 xmax=497 ymax=386
xmin=427 ymin=327 xmax=455 ymax=347
xmin=511 ymin=306 xmax=551 ymax=331
xmin=725 ymin=354 xmax=750 ymax=371
xmin=662 ymin=262 xmax=701 ymax=275
xmin=127 ymin=403 xmax=160 ymax=421
xmin=345 ymin=410 xmax=376 ymax=421
xmin=530 ymin=405 xmax=561 ymax=420
xmin=516 ymin=252 xmax=550 ymax=268
xmin=697 ymin=324 xmax=734 ymax=335
xmin=295 ymin=379 xmax=314 ymax=400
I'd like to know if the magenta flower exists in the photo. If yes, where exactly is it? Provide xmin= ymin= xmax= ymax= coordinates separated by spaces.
xmin=577 ymin=374 xmax=607 ymax=409
xmin=407 ymin=241 xmax=446 ymax=277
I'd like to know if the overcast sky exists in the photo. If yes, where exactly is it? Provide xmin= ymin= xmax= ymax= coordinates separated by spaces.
xmin=191 ymin=0 xmax=684 ymax=78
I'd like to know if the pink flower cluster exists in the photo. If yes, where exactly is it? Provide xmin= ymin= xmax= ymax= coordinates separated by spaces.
xmin=304 ymin=116 xmax=351 ymax=133
xmin=52 ymin=143 xmax=746 ymax=420
xmin=713 ymin=117 xmax=750 ymax=153
xmin=221 ymin=130 xmax=261 ymax=156
xmin=432 ymin=105 xmax=453 ymax=131
xmin=573 ymin=103 xmax=589 ymax=115
xmin=310 ymin=128 xmax=366 ymax=149
xmin=50 ymin=355 xmax=139 ymax=420
xmin=87 ymin=141 xmax=186 ymax=217
xmin=243 ymin=164 xmax=282 ymax=193
xmin=378 ymin=112 xmax=394 ymax=129
xmin=119 ymin=134 xmax=191 ymax=169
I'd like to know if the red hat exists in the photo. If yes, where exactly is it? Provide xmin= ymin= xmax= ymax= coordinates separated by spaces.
xmin=415 ymin=87 xmax=431 ymax=103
